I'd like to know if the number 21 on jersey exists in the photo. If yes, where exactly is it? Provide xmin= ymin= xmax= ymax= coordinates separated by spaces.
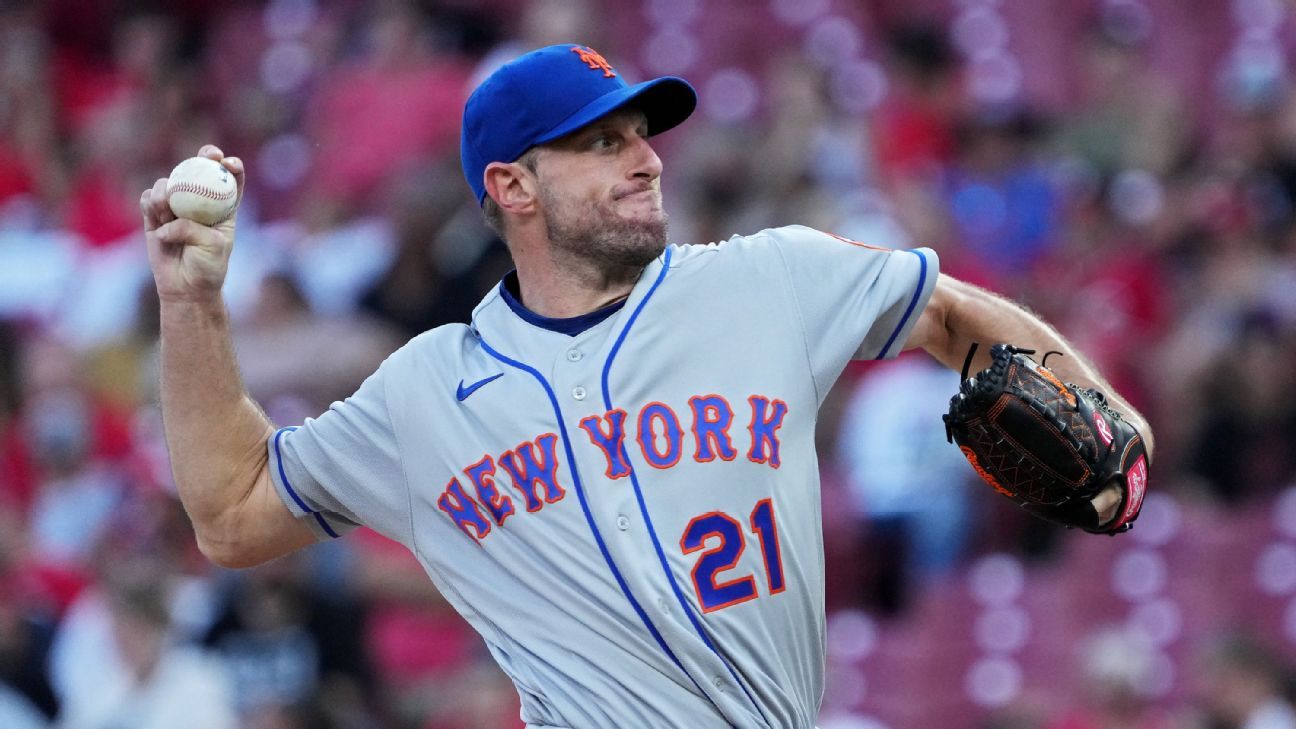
xmin=680 ymin=498 xmax=785 ymax=612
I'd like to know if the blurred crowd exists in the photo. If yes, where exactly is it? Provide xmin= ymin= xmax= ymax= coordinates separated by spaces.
xmin=3 ymin=0 xmax=1296 ymax=728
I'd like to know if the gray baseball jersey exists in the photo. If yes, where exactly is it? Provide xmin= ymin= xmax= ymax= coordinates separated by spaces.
xmin=267 ymin=224 xmax=938 ymax=728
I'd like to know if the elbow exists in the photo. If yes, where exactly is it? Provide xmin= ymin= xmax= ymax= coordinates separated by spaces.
xmin=179 ymin=462 xmax=308 ymax=569
xmin=182 ymin=461 xmax=285 ymax=569
xmin=194 ymin=527 xmax=271 ymax=570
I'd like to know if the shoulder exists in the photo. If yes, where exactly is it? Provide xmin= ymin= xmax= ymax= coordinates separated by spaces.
xmin=673 ymin=225 xmax=829 ymax=251
xmin=372 ymin=323 xmax=481 ymax=380
xmin=403 ymin=322 xmax=478 ymax=353
xmin=668 ymin=225 xmax=837 ymax=267
xmin=672 ymin=225 xmax=892 ymax=258
xmin=667 ymin=226 xmax=905 ymax=281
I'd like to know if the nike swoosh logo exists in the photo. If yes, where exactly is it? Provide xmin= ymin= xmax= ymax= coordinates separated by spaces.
xmin=456 ymin=373 xmax=504 ymax=401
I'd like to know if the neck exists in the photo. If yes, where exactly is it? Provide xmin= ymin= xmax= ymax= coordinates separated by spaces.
xmin=510 ymin=242 xmax=644 ymax=319
xmin=514 ymin=262 xmax=639 ymax=318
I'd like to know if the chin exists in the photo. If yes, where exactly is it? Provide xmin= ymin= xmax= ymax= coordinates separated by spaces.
xmin=545 ymin=190 xmax=669 ymax=270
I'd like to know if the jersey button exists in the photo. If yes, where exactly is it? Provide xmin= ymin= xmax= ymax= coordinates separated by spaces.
xmin=712 ymin=676 xmax=726 ymax=691
xmin=572 ymin=386 xmax=587 ymax=401
xmin=616 ymin=515 xmax=630 ymax=530
xmin=566 ymin=349 xmax=583 ymax=362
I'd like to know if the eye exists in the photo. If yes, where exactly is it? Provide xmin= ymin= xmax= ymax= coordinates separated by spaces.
xmin=590 ymin=133 xmax=617 ymax=150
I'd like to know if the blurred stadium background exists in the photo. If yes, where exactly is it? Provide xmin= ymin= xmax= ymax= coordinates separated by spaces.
xmin=3 ymin=0 xmax=1296 ymax=727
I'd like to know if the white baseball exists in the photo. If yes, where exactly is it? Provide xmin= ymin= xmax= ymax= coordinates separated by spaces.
xmin=166 ymin=156 xmax=238 ymax=226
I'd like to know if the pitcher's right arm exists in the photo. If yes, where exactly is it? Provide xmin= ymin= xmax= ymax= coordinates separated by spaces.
xmin=142 ymin=145 xmax=315 ymax=568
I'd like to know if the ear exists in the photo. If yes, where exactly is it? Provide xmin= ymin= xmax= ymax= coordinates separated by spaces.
xmin=484 ymin=160 xmax=539 ymax=217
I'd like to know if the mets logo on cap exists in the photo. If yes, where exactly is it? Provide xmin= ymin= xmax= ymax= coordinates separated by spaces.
xmin=571 ymin=46 xmax=616 ymax=78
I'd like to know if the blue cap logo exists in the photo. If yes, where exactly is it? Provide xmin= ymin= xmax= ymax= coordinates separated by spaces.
xmin=460 ymin=44 xmax=697 ymax=205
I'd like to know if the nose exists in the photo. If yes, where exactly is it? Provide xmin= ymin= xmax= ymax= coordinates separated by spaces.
xmin=628 ymin=134 xmax=663 ymax=181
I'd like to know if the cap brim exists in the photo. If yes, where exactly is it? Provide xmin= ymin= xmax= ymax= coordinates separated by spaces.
xmin=534 ymin=76 xmax=697 ymax=147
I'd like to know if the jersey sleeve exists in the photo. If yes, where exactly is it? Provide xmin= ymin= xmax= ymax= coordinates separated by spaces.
xmin=266 ymin=357 xmax=409 ymax=543
xmin=762 ymin=225 xmax=939 ymax=392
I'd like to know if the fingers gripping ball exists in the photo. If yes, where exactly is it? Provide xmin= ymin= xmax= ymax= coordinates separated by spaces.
xmin=166 ymin=157 xmax=238 ymax=226
xmin=943 ymin=344 xmax=1149 ymax=534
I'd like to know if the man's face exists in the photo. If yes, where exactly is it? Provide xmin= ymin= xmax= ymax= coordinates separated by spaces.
xmin=531 ymin=109 xmax=668 ymax=270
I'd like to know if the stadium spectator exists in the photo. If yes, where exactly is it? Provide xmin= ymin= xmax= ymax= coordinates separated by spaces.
xmin=1193 ymin=634 xmax=1296 ymax=729
xmin=54 ymin=561 xmax=237 ymax=729
xmin=1044 ymin=627 xmax=1179 ymax=729
xmin=835 ymin=354 xmax=977 ymax=615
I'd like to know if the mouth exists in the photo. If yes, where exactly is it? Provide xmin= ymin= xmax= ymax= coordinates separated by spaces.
xmin=614 ymin=187 xmax=657 ymax=202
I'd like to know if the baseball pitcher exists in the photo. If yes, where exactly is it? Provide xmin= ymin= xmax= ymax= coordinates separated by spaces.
xmin=141 ymin=44 xmax=1154 ymax=728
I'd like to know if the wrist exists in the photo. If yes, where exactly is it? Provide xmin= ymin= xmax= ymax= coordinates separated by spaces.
xmin=158 ymin=286 xmax=224 ymax=307
xmin=159 ymin=292 xmax=228 ymax=324
xmin=1093 ymin=483 xmax=1122 ymax=526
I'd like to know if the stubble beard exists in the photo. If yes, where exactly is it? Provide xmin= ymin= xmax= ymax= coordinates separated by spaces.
xmin=541 ymin=184 xmax=668 ymax=284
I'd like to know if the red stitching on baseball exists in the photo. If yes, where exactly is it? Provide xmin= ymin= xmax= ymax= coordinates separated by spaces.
xmin=168 ymin=181 xmax=236 ymax=201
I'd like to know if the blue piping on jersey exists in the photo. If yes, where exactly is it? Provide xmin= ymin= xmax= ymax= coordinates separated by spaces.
xmin=273 ymin=427 xmax=341 ymax=539
xmin=475 ymin=334 xmax=716 ymax=709
xmin=600 ymin=248 xmax=769 ymax=725
xmin=876 ymin=249 xmax=929 ymax=359
xmin=597 ymin=248 xmax=673 ymax=413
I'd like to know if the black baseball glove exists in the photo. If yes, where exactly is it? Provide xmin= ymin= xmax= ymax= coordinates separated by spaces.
xmin=943 ymin=343 xmax=1149 ymax=534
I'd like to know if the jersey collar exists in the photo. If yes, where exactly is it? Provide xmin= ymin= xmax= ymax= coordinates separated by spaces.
xmin=496 ymin=271 xmax=628 ymax=337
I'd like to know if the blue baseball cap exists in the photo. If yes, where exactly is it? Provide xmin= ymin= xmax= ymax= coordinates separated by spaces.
xmin=460 ymin=44 xmax=697 ymax=204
